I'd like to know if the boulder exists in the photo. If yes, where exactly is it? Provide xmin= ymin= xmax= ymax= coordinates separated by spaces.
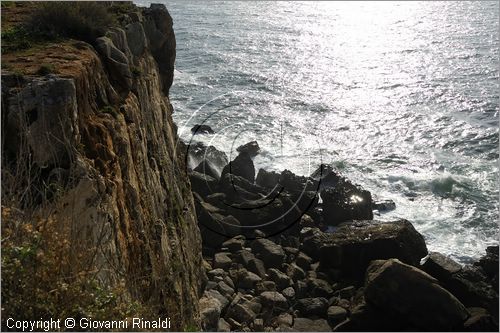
xmin=256 ymin=168 xmax=281 ymax=189
xmin=186 ymin=141 xmax=228 ymax=172
xmin=327 ymin=306 xmax=348 ymax=327
xmin=319 ymin=219 xmax=428 ymax=280
xmin=268 ymin=268 xmax=293 ymax=290
xmin=199 ymin=295 xmax=222 ymax=330
xmin=320 ymin=179 xmax=373 ymax=225
xmin=217 ymin=281 xmax=235 ymax=298
xmin=296 ymin=297 xmax=329 ymax=317
xmin=189 ymin=171 xmax=217 ymax=197
xmin=307 ymin=278 xmax=334 ymax=298
xmin=259 ymin=291 xmax=288 ymax=312
xmin=287 ymin=263 xmax=306 ymax=281
xmin=251 ymin=238 xmax=285 ymax=268
xmin=222 ymin=236 xmax=245 ymax=252
xmin=247 ymin=258 xmax=267 ymax=278
xmin=474 ymin=245 xmax=499 ymax=291
xmin=221 ymin=152 xmax=255 ymax=183
xmin=237 ymin=269 xmax=262 ymax=290
xmin=364 ymin=258 xmax=469 ymax=331
xmin=217 ymin=173 xmax=265 ymax=203
xmin=422 ymin=251 xmax=462 ymax=281
xmin=205 ymin=289 xmax=229 ymax=312
xmin=194 ymin=159 xmax=220 ymax=180
xmin=292 ymin=318 xmax=331 ymax=332
xmin=372 ymin=199 xmax=396 ymax=212
xmin=237 ymin=141 xmax=260 ymax=156
xmin=227 ymin=303 xmax=257 ymax=325
xmin=214 ymin=252 xmax=232 ymax=270
xmin=310 ymin=164 xmax=342 ymax=189
xmin=235 ymin=250 xmax=255 ymax=266
xmin=191 ymin=124 xmax=214 ymax=134
xmin=217 ymin=318 xmax=231 ymax=332
xmin=296 ymin=252 xmax=313 ymax=271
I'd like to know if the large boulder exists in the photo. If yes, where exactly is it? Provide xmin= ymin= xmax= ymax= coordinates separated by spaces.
xmin=296 ymin=297 xmax=329 ymax=317
xmin=364 ymin=259 xmax=469 ymax=331
xmin=189 ymin=171 xmax=217 ymax=197
xmin=319 ymin=219 xmax=428 ymax=280
xmin=310 ymin=164 xmax=342 ymax=189
xmin=256 ymin=168 xmax=280 ymax=189
xmin=185 ymin=141 xmax=228 ymax=173
xmin=194 ymin=159 xmax=220 ymax=180
xmin=251 ymin=238 xmax=285 ymax=268
xmin=320 ymin=179 xmax=373 ymax=225
xmin=191 ymin=124 xmax=214 ymax=134
xmin=221 ymin=152 xmax=255 ymax=183
xmin=199 ymin=295 xmax=222 ymax=330
xmin=236 ymin=141 xmax=260 ymax=157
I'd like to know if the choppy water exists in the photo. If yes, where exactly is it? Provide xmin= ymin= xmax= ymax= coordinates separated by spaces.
xmin=136 ymin=1 xmax=499 ymax=262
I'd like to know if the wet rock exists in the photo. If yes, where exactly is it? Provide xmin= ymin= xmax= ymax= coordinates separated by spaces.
xmin=199 ymin=296 xmax=222 ymax=330
xmin=237 ymin=141 xmax=260 ymax=157
xmin=296 ymin=297 xmax=329 ymax=317
xmin=268 ymin=268 xmax=293 ymax=290
xmin=259 ymin=291 xmax=288 ymax=312
xmin=194 ymin=159 xmax=220 ymax=180
xmin=191 ymin=124 xmax=214 ymax=134
xmin=186 ymin=141 xmax=228 ymax=172
xmin=372 ymin=199 xmax=396 ymax=212
xmin=327 ymin=306 xmax=348 ymax=327
xmin=364 ymin=258 xmax=469 ymax=331
xmin=474 ymin=245 xmax=499 ymax=291
xmin=251 ymin=238 xmax=285 ymax=268
xmin=319 ymin=219 xmax=428 ymax=280
xmin=256 ymin=168 xmax=281 ymax=189
xmin=292 ymin=318 xmax=331 ymax=332
xmin=214 ymin=252 xmax=232 ymax=270
xmin=217 ymin=318 xmax=231 ymax=332
xmin=221 ymin=152 xmax=255 ymax=183
xmin=310 ymin=164 xmax=342 ymax=189
xmin=321 ymin=180 xmax=373 ymax=226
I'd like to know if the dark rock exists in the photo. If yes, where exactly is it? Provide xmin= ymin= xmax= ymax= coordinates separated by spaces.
xmin=237 ymin=269 xmax=262 ymax=290
xmin=256 ymin=280 xmax=277 ymax=294
xmin=372 ymin=199 xmax=396 ymax=212
xmin=217 ymin=173 xmax=265 ymax=203
xmin=194 ymin=159 xmax=220 ymax=180
xmin=307 ymin=278 xmax=334 ymax=298
xmin=296 ymin=297 xmax=329 ymax=317
xmin=247 ymin=258 xmax=267 ymax=278
xmin=334 ymin=286 xmax=356 ymax=299
xmin=320 ymin=180 xmax=373 ymax=226
xmin=256 ymin=168 xmax=281 ymax=189
xmin=282 ymin=286 xmax=296 ymax=300
xmin=292 ymin=318 xmax=331 ymax=332
xmin=296 ymin=252 xmax=313 ymax=271
xmin=205 ymin=289 xmax=229 ymax=312
xmin=279 ymin=169 xmax=318 ymax=193
xmin=259 ymin=291 xmax=288 ymax=312
xmin=299 ymin=227 xmax=326 ymax=258
xmin=214 ymin=252 xmax=232 ymax=270
xmin=186 ymin=141 xmax=228 ymax=172
xmin=422 ymin=251 xmax=462 ymax=281
xmin=221 ymin=152 xmax=255 ymax=183
xmin=235 ymin=250 xmax=255 ymax=266
xmin=217 ymin=281 xmax=235 ymax=298
xmin=224 ymin=275 xmax=235 ymax=290
xmin=327 ymin=306 xmax=348 ymax=327
xmin=191 ymin=124 xmax=214 ymax=134
xmin=268 ymin=268 xmax=293 ymax=290
xmin=319 ymin=219 xmax=428 ymax=280
xmin=287 ymin=263 xmax=306 ymax=281
xmin=475 ymin=245 xmax=499 ymax=291
xmin=251 ymin=238 xmax=285 ymax=268
xmin=207 ymin=268 xmax=226 ymax=279
xmin=189 ymin=171 xmax=217 ymax=197
xmin=226 ymin=317 xmax=242 ymax=331
xmin=310 ymin=164 xmax=342 ymax=189
xmin=299 ymin=214 xmax=316 ymax=228
xmin=237 ymin=141 xmax=260 ymax=157
xmin=222 ymin=236 xmax=245 ymax=252
xmin=217 ymin=318 xmax=231 ymax=332
xmin=294 ymin=280 xmax=308 ymax=299
xmin=227 ymin=303 xmax=257 ymax=325
xmin=252 ymin=318 xmax=264 ymax=331
xmin=463 ymin=307 xmax=499 ymax=332
xmin=205 ymin=192 xmax=226 ymax=208
xmin=364 ymin=258 xmax=469 ymax=331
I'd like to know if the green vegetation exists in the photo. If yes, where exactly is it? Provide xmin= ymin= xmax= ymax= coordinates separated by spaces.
xmin=36 ymin=63 xmax=56 ymax=76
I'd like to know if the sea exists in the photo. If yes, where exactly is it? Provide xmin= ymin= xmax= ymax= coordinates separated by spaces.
xmin=135 ymin=1 xmax=499 ymax=263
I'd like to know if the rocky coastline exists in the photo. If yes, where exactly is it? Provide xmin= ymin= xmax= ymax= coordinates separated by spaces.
xmin=186 ymin=140 xmax=499 ymax=332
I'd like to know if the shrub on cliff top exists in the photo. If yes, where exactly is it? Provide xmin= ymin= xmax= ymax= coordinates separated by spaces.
xmin=29 ymin=2 xmax=114 ymax=42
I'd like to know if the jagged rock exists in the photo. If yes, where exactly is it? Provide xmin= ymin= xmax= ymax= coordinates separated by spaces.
xmin=95 ymin=36 xmax=132 ymax=95
xmin=259 ymin=291 xmax=288 ymax=311
xmin=199 ymin=296 xmax=222 ymax=330
xmin=227 ymin=303 xmax=257 ymax=325
xmin=205 ymin=192 xmax=226 ymax=208
xmin=287 ymin=263 xmax=306 ymax=281
xmin=237 ymin=141 xmax=260 ymax=157
xmin=221 ymin=152 xmax=255 ymax=183
xmin=268 ymin=268 xmax=293 ymax=290
xmin=256 ymin=168 xmax=281 ymax=189
xmin=327 ymin=306 xmax=348 ymax=327
xmin=308 ymin=278 xmax=334 ymax=298
xmin=186 ymin=141 xmax=228 ymax=172
xmin=320 ymin=180 xmax=373 ymax=225
xmin=422 ymin=251 xmax=462 ymax=281
xmin=251 ymin=238 xmax=285 ymax=268
xmin=217 ymin=173 xmax=266 ymax=203
xmin=214 ymin=252 xmax=232 ymax=270
xmin=224 ymin=276 xmax=235 ymax=290
xmin=319 ymin=219 xmax=428 ymax=280
xmin=299 ymin=227 xmax=326 ymax=258
xmin=282 ymin=286 xmax=295 ymax=300
xmin=191 ymin=124 xmax=214 ymax=134
xmin=292 ymin=318 xmax=331 ymax=332
xmin=310 ymin=164 xmax=342 ymax=189
xmin=208 ymin=268 xmax=226 ymax=279
xmin=247 ymin=258 xmax=267 ymax=278
xmin=205 ymin=289 xmax=229 ymax=312
xmin=474 ymin=246 xmax=499 ymax=291
xmin=235 ymin=249 xmax=255 ymax=266
xmin=222 ymin=236 xmax=245 ymax=252
xmin=463 ymin=307 xmax=499 ymax=332
xmin=194 ymin=159 xmax=220 ymax=180
xmin=125 ymin=22 xmax=147 ymax=56
xmin=217 ymin=281 xmax=235 ymax=298
xmin=279 ymin=169 xmax=318 ymax=193
xmin=299 ymin=214 xmax=315 ymax=228
xmin=296 ymin=297 xmax=329 ymax=317
xmin=372 ymin=199 xmax=396 ymax=212
xmin=364 ymin=258 xmax=469 ymax=331
xmin=226 ymin=317 xmax=242 ymax=331
xmin=296 ymin=252 xmax=313 ymax=271
xmin=189 ymin=171 xmax=217 ymax=197
xmin=237 ymin=269 xmax=262 ymax=290
xmin=217 ymin=318 xmax=231 ymax=332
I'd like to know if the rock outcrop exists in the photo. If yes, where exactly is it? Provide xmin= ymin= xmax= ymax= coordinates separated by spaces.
xmin=2 ymin=3 xmax=201 ymax=330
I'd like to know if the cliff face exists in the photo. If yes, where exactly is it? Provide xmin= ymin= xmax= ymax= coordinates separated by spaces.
xmin=2 ymin=4 xmax=202 ymax=328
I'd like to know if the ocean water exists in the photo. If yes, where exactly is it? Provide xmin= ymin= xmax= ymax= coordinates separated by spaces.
xmin=136 ymin=1 xmax=499 ymax=262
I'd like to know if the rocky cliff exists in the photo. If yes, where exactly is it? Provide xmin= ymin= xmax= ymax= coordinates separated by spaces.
xmin=2 ymin=3 xmax=202 ymax=329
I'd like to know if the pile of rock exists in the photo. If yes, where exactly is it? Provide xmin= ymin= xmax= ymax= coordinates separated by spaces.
xmin=187 ymin=140 xmax=498 ymax=332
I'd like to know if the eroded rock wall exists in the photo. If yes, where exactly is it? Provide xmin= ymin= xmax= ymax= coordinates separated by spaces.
xmin=1 ymin=4 xmax=201 ymax=329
